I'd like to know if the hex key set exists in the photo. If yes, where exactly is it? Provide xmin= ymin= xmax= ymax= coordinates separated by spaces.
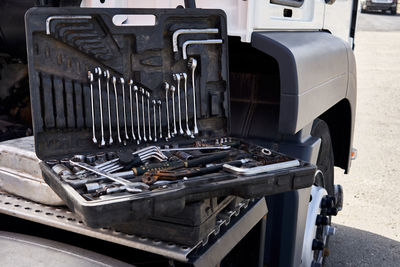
xmin=25 ymin=8 xmax=316 ymax=230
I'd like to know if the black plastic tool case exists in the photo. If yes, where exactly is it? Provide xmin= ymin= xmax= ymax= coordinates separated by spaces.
xmin=26 ymin=7 xmax=316 ymax=227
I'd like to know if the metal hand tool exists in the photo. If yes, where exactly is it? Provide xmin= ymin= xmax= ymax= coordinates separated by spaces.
xmin=52 ymin=164 xmax=73 ymax=176
xmin=188 ymin=58 xmax=199 ymax=135
xmin=181 ymin=73 xmax=192 ymax=136
xmin=139 ymin=152 xmax=230 ymax=179
xmin=86 ymin=154 xmax=96 ymax=164
xmin=152 ymin=100 xmax=157 ymax=142
xmin=174 ymin=151 xmax=193 ymax=161
xmin=223 ymin=159 xmax=300 ymax=176
xmin=120 ymin=78 xmax=129 ymax=141
xmin=119 ymin=151 xmax=166 ymax=171
xmin=170 ymin=85 xmax=178 ymax=135
xmin=142 ymin=159 xmax=250 ymax=184
xmin=45 ymin=159 xmax=59 ymax=168
xmin=128 ymin=80 xmax=137 ymax=141
xmin=104 ymin=70 xmax=113 ymax=145
xmin=69 ymin=160 xmax=149 ymax=192
xmin=112 ymin=77 xmax=122 ymax=143
xmin=131 ymin=146 xmax=168 ymax=160
xmin=173 ymin=73 xmax=184 ymax=135
xmin=172 ymin=28 xmax=219 ymax=52
xmin=134 ymin=85 xmax=141 ymax=142
xmin=146 ymin=91 xmax=152 ymax=141
xmin=157 ymin=100 xmax=163 ymax=139
xmin=140 ymin=88 xmax=147 ymax=141
xmin=87 ymin=71 xmax=97 ymax=144
xmin=94 ymin=68 xmax=106 ymax=147
xmin=164 ymin=82 xmax=171 ymax=139
xmin=182 ymin=39 xmax=223 ymax=60
xmin=160 ymin=145 xmax=231 ymax=152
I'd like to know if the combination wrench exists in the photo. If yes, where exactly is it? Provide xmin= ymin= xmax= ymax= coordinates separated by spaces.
xmin=87 ymin=71 xmax=97 ymax=144
xmin=128 ymin=80 xmax=137 ymax=141
xmin=134 ymin=85 xmax=141 ymax=142
xmin=173 ymin=73 xmax=184 ymax=135
xmin=152 ymin=100 xmax=157 ymax=142
xmin=95 ymin=68 xmax=105 ymax=147
xmin=157 ymin=100 xmax=163 ymax=139
xmin=188 ymin=58 xmax=199 ymax=135
xmin=112 ymin=77 xmax=122 ymax=143
xmin=120 ymin=78 xmax=129 ymax=141
xmin=170 ymin=85 xmax=178 ymax=135
xmin=104 ymin=70 xmax=113 ymax=145
xmin=180 ymin=73 xmax=192 ymax=137
xmin=146 ymin=91 xmax=152 ymax=141
xmin=140 ymin=88 xmax=147 ymax=141
xmin=164 ymin=82 xmax=171 ymax=139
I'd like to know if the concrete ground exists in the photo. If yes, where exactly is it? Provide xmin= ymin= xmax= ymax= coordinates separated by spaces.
xmin=325 ymin=11 xmax=400 ymax=266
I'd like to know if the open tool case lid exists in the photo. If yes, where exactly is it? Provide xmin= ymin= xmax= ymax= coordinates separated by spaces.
xmin=26 ymin=7 xmax=229 ymax=160
xmin=26 ymin=7 xmax=316 ymax=228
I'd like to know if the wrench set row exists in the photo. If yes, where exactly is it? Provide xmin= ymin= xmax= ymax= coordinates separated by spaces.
xmin=87 ymin=58 xmax=200 ymax=147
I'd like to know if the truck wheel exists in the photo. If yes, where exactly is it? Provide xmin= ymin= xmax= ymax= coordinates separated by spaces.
xmin=300 ymin=119 xmax=337 ymax=266
xmin=311 ymin=119 xmax=334 ymax=196
xmin=391 ymin=7 xmax=396 ymax=14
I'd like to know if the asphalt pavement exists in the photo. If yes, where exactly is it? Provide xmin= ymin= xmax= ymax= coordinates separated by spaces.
xmin=325 ymin=10 xmax=400 ymax=267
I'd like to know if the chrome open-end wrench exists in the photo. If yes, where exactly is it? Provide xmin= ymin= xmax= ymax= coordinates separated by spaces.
xmin=140 ymin=88 xmax=147 ymax=141
xmin=157 ymin=100 xmax=162 ymax=139
xmin=146 ymin=91 xmax=152 ymax=141
xmin=173 ymin=73 xmax=184 ymax=135
xmin=134 ymin=85 xmax=141 ymax=142
xmin=112 ymin=77 xmax=122 ymax=143
xmin=188 ymin=58 xmax=199 ymax=135
xmin=128 ymin=80 xmax=136 ymax=141
xmin=180 ymin=73 xmax=192 ymax=136
xmin=95 ymin=68 xmax=106 ymax=147
xmin=152 ymin=100 xmax=157 ymax=142
xmin=170 ymin=85 xmax=177 ymax=136
xmin=104 ymin=70 xmax=113 ymax=145
xmin=87 ymin=71 xmax=97 ymax=144
xmin=164 ymin=82 xmax=171 ymax=140
xmin=120 ymin=78 xmax=129 ymax=141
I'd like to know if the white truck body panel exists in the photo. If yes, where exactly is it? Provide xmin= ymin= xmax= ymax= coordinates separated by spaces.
xmin=81 ymin=0 xmax=352 ymax=44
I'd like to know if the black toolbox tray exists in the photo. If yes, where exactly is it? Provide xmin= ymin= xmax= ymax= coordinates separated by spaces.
xmin=26 ymin=7 xmax=316 ymax=228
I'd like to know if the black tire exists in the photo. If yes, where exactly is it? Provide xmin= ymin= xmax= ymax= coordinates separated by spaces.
xmin=391 ymin=7 xmax=397 ymax=15
xmin=361 ymin=8 xmax=366 ymax=13
xmin=311 ymin=119 xmax=335 ymax=266
xmin=311 ymin=119 xmax=334 ymax=196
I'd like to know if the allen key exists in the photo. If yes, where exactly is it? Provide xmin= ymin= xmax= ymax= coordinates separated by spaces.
xmin=172 ymin=28 xmax=219 ymax=53
xmin=182 ymin=39 xmax=223 ymax=60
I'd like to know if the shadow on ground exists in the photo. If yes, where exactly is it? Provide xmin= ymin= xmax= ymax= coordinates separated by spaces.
xmin=325 ymin=224 xmax=400 ymax=266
